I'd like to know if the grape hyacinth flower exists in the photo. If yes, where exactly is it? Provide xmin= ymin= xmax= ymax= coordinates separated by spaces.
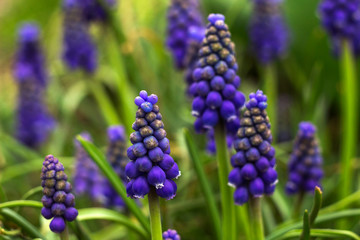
xmin=125 ymin=90 xmax=180 ymax=200
xmin=166 ymin=0 xmax=203 ymax=69
xmin=103 ymin=125 xmax=128 ymax=208
xmin=190 ymin=14 xmax=245 ymax=133
xmin=163 ymin=229 xmax=181 ymax=240
xmin=41 ymin=155 xmax=78 ymax=233
xmin=318 ymin=0 xmax=360 ymax=56
xmin=285 ymin=122 xmax=323 ymax=194
xmin=184 ymin=26 xmax=205 ymax=95
xmin=73 ymin=132 xmax=106 ymax=203
xmin=62 ymin=0 xmax=97 ymax=72
xmin=249 ymin=0 xmax=289 ymax=64
xmin=14 ymin=23 xmax=54 ymax=148
xmin=229 ymin=90 xmax=277 ymax=205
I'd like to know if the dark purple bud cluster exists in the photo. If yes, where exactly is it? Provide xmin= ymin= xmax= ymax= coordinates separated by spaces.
xmin=80 ymin=0 xmax=116 ymax=22
xmin=103 ymin=125 xmax=128 ymax=209
xmin=41 ymin=155 xmax=78 ymax=233
xmin=163 ymin=229 xmax=181 ymax=240
xmin=249 ymin=0 xmax=289 ymax=64
xmin=166 ymin=0 xmax=204 ymax=69
xmin=319 ymin=0 xmax=360 ymax=56
xmin=62 ymin=0 xmax=97 ymax=72
xmin=190 ymin=14 xmax=245 ymax=133
xmin=184 ymin=26 xmax=206 ymax=95
xmin=14 ymin=23 xmax=55 ymax=148
xmin=73 ymin=133 xmax=106 ymax=203
xmin=229 ymin=90 xmax=277 ymax=205
xmin=126 ymin=91 xmax=180 ymax=200
xmin=285 ymin=122 xmax=323 ymax=194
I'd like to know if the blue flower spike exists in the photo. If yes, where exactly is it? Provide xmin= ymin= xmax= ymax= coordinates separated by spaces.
xmin=229 ymin=90 xmax=277 ymax=205
xmin=41 ymin=155 xmax=78 ymax=233
xmin=285 ymin=122 xmax=323 ymax=194
xmin=126 ymin=91 xmax=180 ymax=200
xmin=163 ymin=229 xmax=181 ymax=240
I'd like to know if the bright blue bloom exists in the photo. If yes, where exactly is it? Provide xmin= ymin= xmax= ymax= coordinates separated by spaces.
xmin=126 ymin=91 xmax=180 ymax=200
xmin=229 ymin=90 xmax=277 ymax=205
xmin=163 ymin=229 xmax=181 ymax=240
xmin=167 ymin=0 xmax=203 ymax=69
xmin=41 ymin=155 xmax=78 ymax=233
xmin=249 ymin=0 xmax=289 ymax=64
xmin=285 ymin=122 xmax=323 ymax=194
xmin=190 ymin=14 xmax=245 ymax=133
xmin=14 ymin=23 xmax=54 ymax=148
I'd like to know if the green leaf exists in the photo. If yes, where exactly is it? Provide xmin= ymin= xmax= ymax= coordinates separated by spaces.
xmin=0 ymin=208 xmax=44 ymax=239
xmin=321 ymin=189 xmax=360 ymax=214
xmin=309 ymin=187 xmax=322 ymax=226
xmin=76 ymin=136 xmax=150 ymax=235
xmin=183 ymin=128 xmax=221 ymax=240
xmin=77 ymin=208 xmax=148 ymax=239
xmin=21 ymin=186 xmax=43 ymax=200
xmin=300 ymin=210 xmax=310 ymax=240
xmin=0 ymin=200 xmax=42 ymax=209
xmin=266 ymin=209 xmax=360 ymax=240
xmin=281 ymin=229 xmax=360 ymax=240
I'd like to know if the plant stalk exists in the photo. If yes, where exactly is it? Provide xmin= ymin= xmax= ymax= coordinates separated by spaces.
xmin=214 ymin=124 xmax=236 ymax=240
xmin=148 ymin=189 xmax=162 ymax=240
xmin=60 ymin=225 xmax=69 ymax=240
xmin=249 ymin=197 xmax=265 ymax=240
xmin=263 ymin=64 xmax=278 ymax=141
xmin=292 ymin=191 xmax=305 ymax=219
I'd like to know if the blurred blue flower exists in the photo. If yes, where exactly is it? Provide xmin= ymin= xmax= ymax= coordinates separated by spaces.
xmin=163 ymin=229 xmax=181 ymax=240
xmin=285 ymin=122 xmax=323 ymax=194
xmin=14 ymin=23 xmax=54 ymax=148
xmin=249 ymin=0 xmax=289 ymax=64
xmin=166 ymin=0 xmax=203 ymax=69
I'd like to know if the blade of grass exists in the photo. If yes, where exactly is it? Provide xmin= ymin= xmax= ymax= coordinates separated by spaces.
xmin=77 ymin=136 xmax=150 ymax=235
xmin=281 ymin=229 xmax=360 ymax=240
xmin=0 ymin=208 xmax=44 ymax=239
xmin=0 ymin=200 xmax=42 ymax=209
xmin=183 ymin=128 xmax=221 ymax=240
xmin=300 ymin=210 xmax=310 ymax=240
xmin=77 ymin=208 xmax=148 ymax=239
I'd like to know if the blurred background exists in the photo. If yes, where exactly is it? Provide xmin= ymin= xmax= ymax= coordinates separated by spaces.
xmin=0 ymin=0 xmax=359 ymax=239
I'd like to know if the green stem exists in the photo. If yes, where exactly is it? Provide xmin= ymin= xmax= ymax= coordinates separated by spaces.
xmin=60 ymin=225 xmax=69 ymax=240
xmin=292 ymin=191 xmax=305 ymax=219
xmin=339 ymin=40 xmax=358 ymax=200
xmin=249 ymin=197 xmax=265 ymax=240
xmin=148 ymin=189 xmax=162 ymax=240
xmin=214 ymin=125 xmax=236 ymax=240
xmin=183 ymin=129 xmax=221 ymax=240
xmin=263 ymin=64 xmax=277 ymax=141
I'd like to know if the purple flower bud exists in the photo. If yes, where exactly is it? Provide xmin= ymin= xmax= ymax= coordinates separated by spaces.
xmin=231 ymin=151 xmax=246 ymax=167
xmin=245 ymin=148 xmax=261 ymax=161
xmin=125 ymin=161 xmax=140 ymax=179
xmin=159 ymin=154 xmax=175 ymax=171
xmin=159 ymin=138 xmax=170 ymax=152
xmin=165 ymin=162 xmax=181 ymax=179
xmin=240 ymin=163 xmax=258 ymax=180
xmin=163 ymin=229 xmax=181 ymax=240
xmin=135 ymin=156 xmax=153 ymax=172
xmin=249 ymin=178 xmax=265 ymax=197
xmin=64 ymin=207 xmax=78 ymax=222
xmin=41 ymin=207 xmax=53 ymax=219
xmin=132 ymin=176 xmax=150 ymax=199
xmin=234 ymin=187 xmax=249 ymax=205
xmin=261 ymin=168 xmax=278 ymax=185
xmin=255 ymin=157 xmax=270 ymax=172
xmin=50 ymin=217 xmax=66 ymax=233
xmin=192 ymin=96 xmax=205 ymax=117
xmin=206 ymin=91 xmax=223 ymax=109
xmin=202 ymin=108 xmax=219 ymax=128
xmin=147 ymin=166 xmax=166 ymax=189
xmin=149 ymin=147 xmax=164 ymax=162
xmin=228 ymin=168 xmax=243 ymax=188
xmin=156 ymin=179 xmax=176 ymax=200
xmin=220 ymin=100 xmax=236 ymax=121
xmin=222 ymin=84 xmax=236 ymax=99
xmin=132 ymin=143 xmax=147 ymax=157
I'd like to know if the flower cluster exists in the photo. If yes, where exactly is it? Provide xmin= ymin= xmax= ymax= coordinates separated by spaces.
xmin=249 ymin=0 xmax=289 ymax=64
xmin=190 ymin=14 xmax=245 ymax=134
xmin=126 ymin=91 xmax=180 ymax=200
xmin=184 ymin=26 xmax=205 ymax=95
xmin=103 ymin=125 xmax=128 ymax=208
xmin=41 ymin=155 xmax=78 ymax=233
xmin=228 ymin=90 xmax=277 ymax=205
xmin=285 ymin=122 xmax=323 ymax=194
xmin=73 ymin=132 xmax=106 ymax=203
xmin=62 ymin=0 xmax=97 ymax=72
xmin=166 ymin=0 xmax=203 ymax=69
xmin=163 ymin=229 xmax=181 ymax=240
xmin=14 ymin=23 xmax=54 ymax=148
xmin=319 ymin=0 xmax=360 ymax=56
